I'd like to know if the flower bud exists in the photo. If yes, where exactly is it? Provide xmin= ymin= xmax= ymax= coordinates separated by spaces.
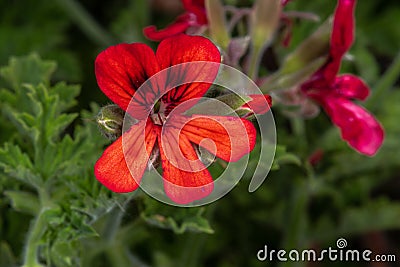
xmin=280 ymin=17 xmax=332 ymax=75
xmin=260 ymin=18 xmax=332 ymax=92
xmin=216 ymin=93 xmax=272 ymax=119
xmin=205 ymin=0 xmax=230 ymax=49
xmin=96 ymin=104 xmax=124 ymax=140
xmin=251 ymin=0 xmax=282 ymax=50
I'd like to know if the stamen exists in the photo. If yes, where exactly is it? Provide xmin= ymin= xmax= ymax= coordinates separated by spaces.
xmin=150 ymin=113 xmax=167 ymax=125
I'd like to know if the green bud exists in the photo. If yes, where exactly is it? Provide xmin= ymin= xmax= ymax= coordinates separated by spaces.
xmin=184 ymin=93 xmax=251 ymax=117
xmin=248 ymin=0 xmax=281 ymax=79
xmin=279 ymin=17 xmax=332 ymax=75
xmin=205 ymin=0 xmax=230 ymax=49
xmin=261 ymin=56 xmax=327 ymax=92
xmin=96 ymin=104 xmax=124 ymax=140
xmin=260 ymin=17 xmax=333 ymax=93
xmin=251 ymin=0 xmax=282 ymax=50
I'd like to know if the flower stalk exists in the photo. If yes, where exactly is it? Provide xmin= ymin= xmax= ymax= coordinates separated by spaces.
xmin=23 ymin=209 xmax=47 ymax=267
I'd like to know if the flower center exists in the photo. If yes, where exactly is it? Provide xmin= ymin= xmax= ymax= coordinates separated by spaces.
xmin=150 ymin=100 xmax=167 ymax=125
xmin=150 ymin=113 xmax=167 ymax=125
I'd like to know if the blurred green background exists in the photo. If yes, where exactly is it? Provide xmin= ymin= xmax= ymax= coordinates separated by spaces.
xmin=0 ymin=0 xmax=400 ymax=267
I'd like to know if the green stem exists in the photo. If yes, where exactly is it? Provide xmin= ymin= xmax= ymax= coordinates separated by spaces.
xmin=106 ymin=244 xmax=133 ymax=267
xmin=103 ymin=195 xmax=147 ymax=267
xmin=247 ymin=44 xmax=264 ymax=81
xmin=22 ymin=188 xmax=54 ymax=267
xmin=103 ymin=207 xmax=131 ymax=267
xmin=103 ymin=206 xmax=125 ymax=242
xmin=290 ymin=117 xmax=307 ymax=153
xmin=54 ymin=0 xmax=115 ymax=46
xmin=22 ymin=188 xmax=56 ymax=267
xmin=278 ymin=182 xmax=309 ymax=267
xmin=22 ymin=209 xmax=48 ymax=267
xmin=178 ymin=233 xmax=206 ymax=267
xmin=366 ymin=50 xmax=400 ymax=110
xmin=177 ymin=205 xmax=217 ymax=267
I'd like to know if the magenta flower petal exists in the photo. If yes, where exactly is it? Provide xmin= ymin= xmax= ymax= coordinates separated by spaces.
xmin=301 ymin=0 xmax=384 ymax=156
xmin=318 ymin=0 xmax=356 ymax=83
xmin=182 ymin=0 xmax=207 ymax=25
xmin=321 ymin=96 xmax=384 ymax=156
xmin=330 ymin=0 xmax=356 ymax=59
xmin=333 ymin=74 xmax=369 ymax=100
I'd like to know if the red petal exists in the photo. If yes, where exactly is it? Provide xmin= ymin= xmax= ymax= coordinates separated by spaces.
xmin=333 ymin=74 xmax=369 ymax=100
xmin=94 ymin=119 xmax=158 ymax=192
xmin=168 ymin=115 xmax=256 ymax=162
xmin=143 ymin=0 xmax=207 ymax=42
xmin=95 ymin=43 xmax=160 ymax=111
xmin=158 ymin=127 xmax=214 ymax=204
xmin=242 ymin=94 xmax=272 ymax=114
xmin=155 ymin=35 xmax=221 ymax=110
xmin=143 ymin=14 xmax=191 ymax=41
xmin=321 ymin=96 xmax=384 ymax=156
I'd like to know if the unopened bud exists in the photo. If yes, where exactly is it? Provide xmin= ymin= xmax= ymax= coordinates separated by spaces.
xmin=205 ymin=0 xmax=230 ymax=49
xmin=251 ymin=0 xmax=282 ymax=49
xmin=237 ymin=94 xmax=272 ymax=119
xmin=217 ymin=93 xmax=272 ymax=119
xmin=96 ymin=104 xmax=124 ymax=140
xmin=280 ymin=17 xmax=332 ymax=75
xmin=260 ymin=17 xmax=332 ymax=92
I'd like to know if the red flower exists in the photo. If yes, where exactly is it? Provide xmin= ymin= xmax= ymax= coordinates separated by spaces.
xmin=144 ymin=0 xmax=207 ymax=41
xmin=94 ymin=34 xmax=259 ymax=204
xmin=301 ymin=0 xmax=384 ymax=156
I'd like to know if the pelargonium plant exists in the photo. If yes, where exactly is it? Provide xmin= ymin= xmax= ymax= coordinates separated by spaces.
xmin=2 ymin=0 xmax=394 ymax=266
xmin=94 ymin=0 xmax=383 ymax=204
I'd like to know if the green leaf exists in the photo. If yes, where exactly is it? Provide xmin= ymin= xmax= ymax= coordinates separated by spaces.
xmin=51 ymin=81 xmax=80 ymax=111
xmin=0 ymin=53 xmax=56 ymax=91
xmin=21 ymin=83 xmax=78 ymax=143
xmin=0 ymin=58 xmax=80 ymax=150
xmin=4 ymin=191 xmax=40 ymax=216
xmin=0 ymin=143 xmax=42 ymax=187
xmin=141 ymin=198 xmax=214 ymax=234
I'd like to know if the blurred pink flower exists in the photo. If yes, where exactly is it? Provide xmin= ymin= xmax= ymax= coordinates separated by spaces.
xmin=301 ymin=0 xmax=384 ymax=156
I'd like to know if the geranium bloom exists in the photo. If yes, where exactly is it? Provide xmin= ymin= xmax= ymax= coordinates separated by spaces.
xmin=144 ymin=0 xmax=207 ymax=41
xmin=94 ymin=34 xmax=264 ymax=204
xmin=301 ymin=0 xmax=384 ymax=156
